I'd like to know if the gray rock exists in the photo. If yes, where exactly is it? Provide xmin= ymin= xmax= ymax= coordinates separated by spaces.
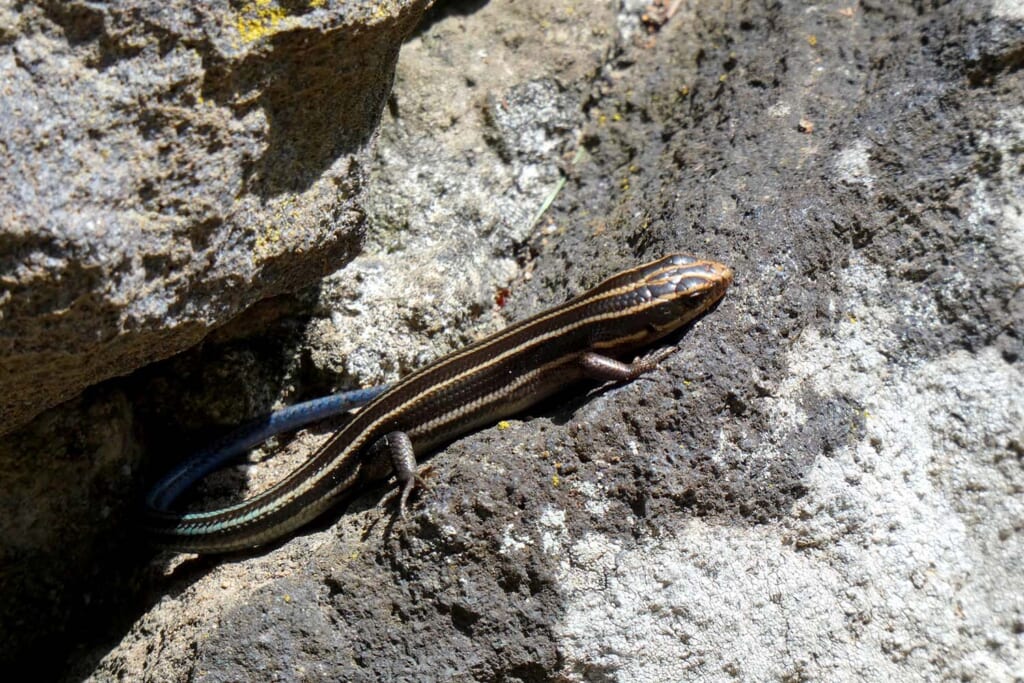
xmin=0 ymin=0 xmax=430 ymax=436
xmin=0 ymin=0 xmax=432 ymax=672
xmin=4 ymin=0 xmax=1024 ymax=680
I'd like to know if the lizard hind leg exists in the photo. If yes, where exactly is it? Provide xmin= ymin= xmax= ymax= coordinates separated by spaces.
xmin=367 ymin=431 xmax=429 ymax=517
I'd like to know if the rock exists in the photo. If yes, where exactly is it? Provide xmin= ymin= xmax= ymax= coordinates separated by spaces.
xmin=4 ymin=0 xmax=1024 ymax=680
xmin=0 ymin=0 xmax=430 ymax=436
xmin=0 ymin=0 xmax=431 ymax=671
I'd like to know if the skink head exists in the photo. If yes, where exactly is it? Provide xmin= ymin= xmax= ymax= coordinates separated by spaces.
xmin=639 ymin=252 xmax=733 ymax=327
xmin=587 ymin=253 xmax=733 ymax=349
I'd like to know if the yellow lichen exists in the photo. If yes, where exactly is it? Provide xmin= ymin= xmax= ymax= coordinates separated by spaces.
xmin=235 ymin=0 xmax=288 ymax=43
xmin=254 ymin=223 xmax=282 ymax=259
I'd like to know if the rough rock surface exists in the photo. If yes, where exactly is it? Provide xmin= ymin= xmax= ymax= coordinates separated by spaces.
xmin=0 ymin=0 xmax=434 ymax=672
xmin=0 ymin=0 xmax=429 ymax=435
xmin=2 ymin=0 xmax=1022 ymax=680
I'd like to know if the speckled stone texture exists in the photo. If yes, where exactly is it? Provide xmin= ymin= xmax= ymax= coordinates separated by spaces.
xmin=0 ymin=0 xmax=434 ymax=672
xmin=0 ymin=0 xmax=429 ymax=436
xmin=2 ymin=0 xmax=1023 ymax=680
